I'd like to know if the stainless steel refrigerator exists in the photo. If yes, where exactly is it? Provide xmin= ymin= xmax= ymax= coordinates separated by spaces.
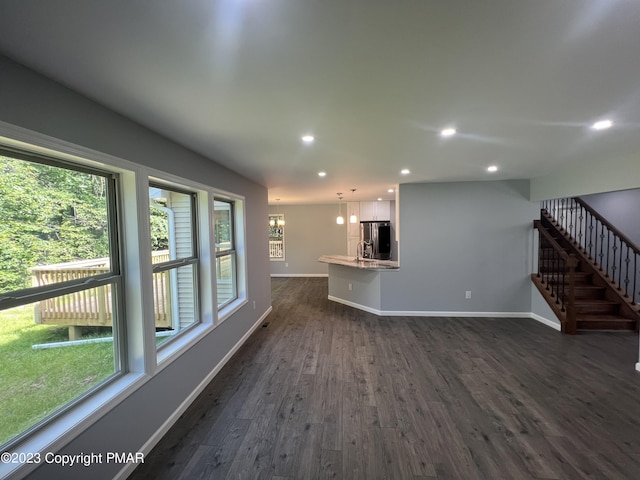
xmin=360 ymin=221 xmax=391 ymax=260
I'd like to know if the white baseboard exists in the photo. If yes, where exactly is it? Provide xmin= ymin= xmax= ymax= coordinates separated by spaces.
xmin=328 ymin=295 xmax=381 ymax=315
xmin=115 ymin=306 xmax=272 ymax=480
xmin=529 ymin=313 xmax=562 ymax=331
xmin=271 ymin=273 xmax=328 ymax=278
xmin=382 ymin=310 xmax=535 ymax=318
xmin=328 ymin=295 xmax=561 ymax=330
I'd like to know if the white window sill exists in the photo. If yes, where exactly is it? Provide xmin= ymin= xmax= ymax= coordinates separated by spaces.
xmin=217 ymin=297 xmax=247 ymax=324
xmin=155 ymin=322 xmax=215 ymax=371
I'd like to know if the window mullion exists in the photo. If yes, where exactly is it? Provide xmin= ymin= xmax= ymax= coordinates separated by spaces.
xmin=0 ymin=274 xmax=119 ymax=311
xmin=152 ymin=257 xmax=198 ymax=273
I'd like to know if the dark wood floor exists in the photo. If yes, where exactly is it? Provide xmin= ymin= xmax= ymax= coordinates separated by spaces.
xmin=130 ymin=277 xmax=640 ymax=480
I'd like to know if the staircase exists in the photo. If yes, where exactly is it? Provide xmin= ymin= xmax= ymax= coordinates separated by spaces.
xmin=532 ymin=198 xmax=640 ymax=334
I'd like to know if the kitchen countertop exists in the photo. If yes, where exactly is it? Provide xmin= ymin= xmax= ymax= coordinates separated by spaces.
xmin=318 ymin=255 xmax=399 ymax=270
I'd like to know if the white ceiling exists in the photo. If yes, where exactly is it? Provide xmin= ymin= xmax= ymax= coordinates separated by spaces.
xmin=1 ymin=0 xmax=639 ymax=204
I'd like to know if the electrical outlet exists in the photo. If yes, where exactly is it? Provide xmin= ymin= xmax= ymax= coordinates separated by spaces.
xmin=252 ymin=300 xmax=256 ymax=310
xmin=285 ymin=262 xmax=289 ymax=267
xmin=465 ymin=291 xmax=472 ymax=299
xmin=348 ymin=283 xmax=353 ymax=291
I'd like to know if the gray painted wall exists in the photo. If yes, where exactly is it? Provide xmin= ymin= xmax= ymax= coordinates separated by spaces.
xmin=0 ymin=56 xmax=271 ymax=479
xmin=327 ymin=264 xmax=383 ymax=311
xmin=530 ymin=152 xmax=640 ymax=201
xmin=382 ymin=180 xmax=539 ymax=313
xmin=531 ymin=284 xmax=561 ymax=329
xmin=269 ymin=204 xmax=347 ymax=276
xmin=580 ymin=189 xmax=640 ymax=247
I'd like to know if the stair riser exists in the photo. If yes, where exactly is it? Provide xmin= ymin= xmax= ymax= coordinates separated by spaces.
xmin=576 ymin=290 xmax=605 ymax=299
xmin=577 ymin=321 xmax=636 ymax=330
xmin=540 ymin=275 xmax=592 ymax=286
xmin=575 ymin=304 xmax=619 ymax=315
xmin=558 ymin=288 xmax=606 ymax=300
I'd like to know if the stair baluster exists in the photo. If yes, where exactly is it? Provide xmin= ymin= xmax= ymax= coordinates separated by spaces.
xmin=537 ymin=197 xmax=640 ymax=332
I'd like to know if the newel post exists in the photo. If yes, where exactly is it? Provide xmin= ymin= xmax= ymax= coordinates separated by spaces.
xmin=565 ymin=255 xmax=578 ymax=334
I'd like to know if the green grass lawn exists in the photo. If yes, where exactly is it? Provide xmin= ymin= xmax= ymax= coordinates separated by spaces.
xmin=0 ymin=306 xmax=115 ymax=446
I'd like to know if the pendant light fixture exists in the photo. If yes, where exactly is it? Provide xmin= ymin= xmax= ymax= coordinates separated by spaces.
xmin=276 ymin=198 xmax=285 ymax=226
xmin=349 ymin=188 xmax=357 ymax=223
xmin=269 ymin=200 xmax=276 ymax=227
xmin=336 ymin=193 xmax=344 ymax=225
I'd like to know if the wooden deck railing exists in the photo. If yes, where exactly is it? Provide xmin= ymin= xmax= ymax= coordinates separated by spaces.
xmin=269 ymin=241 xmax=284 ymax=258
xmin=30 ymin=250 xmax=172 ymax=329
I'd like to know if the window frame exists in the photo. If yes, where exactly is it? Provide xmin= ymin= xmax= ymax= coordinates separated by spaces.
xmin=214 ymin=198 xmax=238 ymax=309
xmin=268 ymin=214 xmax=286 ymax=261
xmin=0 ymin=147 xmax=127 ymax=451
xmin=148 ymin=181 xmax=201 ymax=348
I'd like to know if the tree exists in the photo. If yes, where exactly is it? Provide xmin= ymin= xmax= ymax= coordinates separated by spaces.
xmin=0 ymin=155 xmax=111 ymax=292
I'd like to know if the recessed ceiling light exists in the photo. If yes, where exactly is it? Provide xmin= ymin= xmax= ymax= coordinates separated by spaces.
xmin=441 ymin=127 xmax=457 ymax=137
xmin=301 ymin=134 xmax=315 ymax=143
xmin=400 ymin=168 xmax=410 ymax=175
xmin=487 ymin=165 xmax=498 ymax=173
xmin=377 ymin=197 xmax=383 ymax=201
xmin=387 ymin=188 xmax=394 ymax=193
xmin=318 ymin=171 xmax=326 ymax=177
xmin=591 ymin=119 xmax=613 ymax=130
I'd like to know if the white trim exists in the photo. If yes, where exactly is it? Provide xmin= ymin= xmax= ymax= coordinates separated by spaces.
xmin=529 ymin=313 xmax=562 ymax=331
xmin=381 ymin=310 xmax=535 ymax=318
xmin=217 ymin=298 xmax=249 ymax=324
xmin=636 ymin=362 xmax=640 ymax=373
xmin=271 ymin=273 xmax=328 ymax=278
xmin=328 ymin=295 xmax=562 ymax=330
xmin=113 ymin=306 xmax=272 ymax=480
xmin=328 ymin=295 xmax=381 ymax=315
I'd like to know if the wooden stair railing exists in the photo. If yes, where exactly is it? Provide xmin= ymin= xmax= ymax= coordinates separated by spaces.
xmin=533 ymin=220 xmax=578 ymax=334
xmin=534 ymin=198 xmax=640 ymax=333
xmin=541 ymin=197 xmax=640 ymax=306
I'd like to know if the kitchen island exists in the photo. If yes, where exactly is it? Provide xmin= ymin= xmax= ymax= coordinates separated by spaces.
xmin=318 ymin=255 xmax=398 ymax=315
xmin=318 ymin=254 xmax=399 ymax=271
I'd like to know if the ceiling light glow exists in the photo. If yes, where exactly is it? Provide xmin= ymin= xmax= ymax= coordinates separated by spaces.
xmin=387 ymin=188 xmax=394 ymax=193
xmin=441 ymin=128 xmax=457 ymax=137
xmin=487 ymin=165 xmax=498 ymax=173
xmin=400 ymin=169 xmax=410 ymax=175
xmin=301 ymin=134 xmax=315 ymax=143
xmin=591 ymin=120 xmax=613 ymax=131
xmin=318 ymin=171 xmax=326 ymax=177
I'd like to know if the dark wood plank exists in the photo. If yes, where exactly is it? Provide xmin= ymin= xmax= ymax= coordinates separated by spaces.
xmin=130 ymin=277 xmax=640 ymax=480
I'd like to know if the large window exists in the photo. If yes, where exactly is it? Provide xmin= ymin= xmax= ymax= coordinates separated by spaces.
xmin=0 ymin=137 xmax=248 ymax=465
xmin=0 ymin=150 xmax=123 ymax=448
xmin=149 ymin=183 xmax=199 ymax=347
xmin=214 ymin=200 xmax=237 ymax=308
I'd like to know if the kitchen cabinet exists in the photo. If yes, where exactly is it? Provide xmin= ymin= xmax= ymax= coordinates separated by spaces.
xmin=359 ymin=201 xmax=390 ymax=221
